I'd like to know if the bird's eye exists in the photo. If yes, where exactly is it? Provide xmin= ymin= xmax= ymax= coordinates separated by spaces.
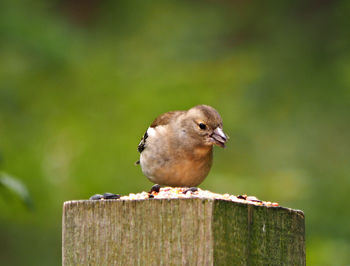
xmin=199 ymin=123 xmax=207 ymax=130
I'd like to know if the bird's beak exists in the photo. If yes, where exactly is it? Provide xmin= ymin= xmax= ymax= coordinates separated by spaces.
xmin=210 ymin=127 xmax=228 ymax=148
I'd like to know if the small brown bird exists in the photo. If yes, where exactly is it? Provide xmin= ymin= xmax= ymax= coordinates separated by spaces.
xmin=137 ymin=105 xmax=228 ymax=187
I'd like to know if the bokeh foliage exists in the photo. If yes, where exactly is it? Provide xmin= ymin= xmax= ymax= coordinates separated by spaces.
xmin=1 ymin=0 xmax=350 ymax=265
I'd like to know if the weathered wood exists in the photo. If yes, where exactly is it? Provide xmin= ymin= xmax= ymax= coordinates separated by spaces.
xmin=62 ymin=199 xmax=305 ymax=265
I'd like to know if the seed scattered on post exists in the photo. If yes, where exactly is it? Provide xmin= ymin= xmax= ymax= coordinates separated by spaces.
xmin=103 ymin=193 xmax=121 ymax=199
xmin=90 ymin=194 xmax=103 ymax=200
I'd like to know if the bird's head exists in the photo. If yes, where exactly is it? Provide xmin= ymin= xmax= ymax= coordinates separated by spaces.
xmin=184 ymin=105 xmax=228 ymax=148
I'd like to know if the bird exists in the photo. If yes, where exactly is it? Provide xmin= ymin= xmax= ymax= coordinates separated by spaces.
xmin=136 ymin=105 xmax=228 ymax=187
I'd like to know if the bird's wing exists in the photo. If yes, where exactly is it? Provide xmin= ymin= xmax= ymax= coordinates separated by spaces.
xmin=137 ymin=110 xmax=185 ymax=156
xmin=137 ymin=131 xmax=148 ymax=154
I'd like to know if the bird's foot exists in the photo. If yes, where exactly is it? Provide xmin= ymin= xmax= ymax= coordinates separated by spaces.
xmin=89 ymin=192 xmax=121 ymax=200
xmin=147 ymin=184 xmax=161 ymax=198
xmin=149 ymin=184 xmax=161 ymax=193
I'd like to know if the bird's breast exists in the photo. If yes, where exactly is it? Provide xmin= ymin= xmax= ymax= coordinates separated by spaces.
xmin=140 ymin=144 xmax=213 ymax=187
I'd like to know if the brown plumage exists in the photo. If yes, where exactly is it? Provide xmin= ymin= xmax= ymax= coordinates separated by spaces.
xmin=150 ymin=111 xmax=185 ymax=127
xmin=137 ymin=105 xmax=228 ymax=187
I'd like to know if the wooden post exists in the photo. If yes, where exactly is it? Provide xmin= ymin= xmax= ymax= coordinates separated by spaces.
xmin=62 ymin=199 xmax=305 ymax=265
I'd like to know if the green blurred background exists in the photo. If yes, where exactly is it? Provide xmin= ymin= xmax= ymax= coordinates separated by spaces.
xmin=1 ymin=0 xmax=349 ymax=265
